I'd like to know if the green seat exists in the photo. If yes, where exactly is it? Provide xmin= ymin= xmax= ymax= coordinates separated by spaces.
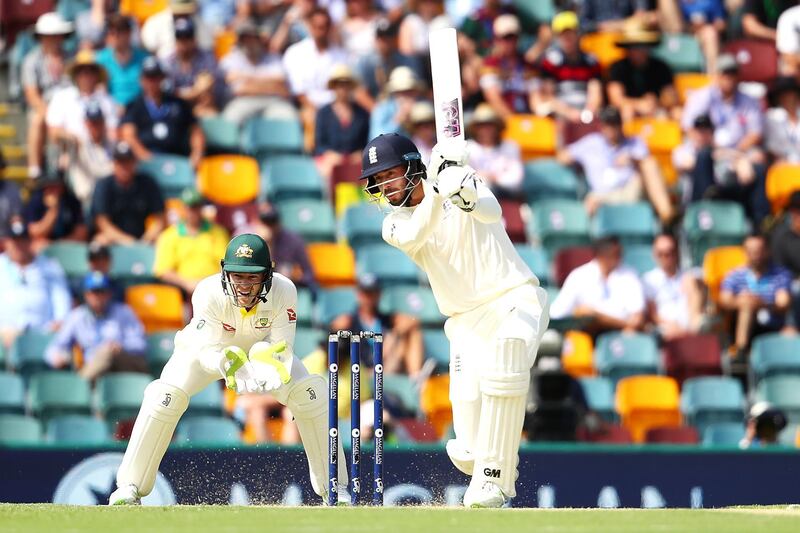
xmin=342 ymin=202 xmax=385 ymax=252
xmin=42 ymin=242 xmax=90 ymax=279
xmin=11 ymin=330 xmax=56 ymax=377
xmin=512 ymin=0 xmax=554 ymax=24
xmin=0 ymin=372 xmax=25 ymax=414
xmin=176 ymin=416 xmax=241 ymax=445
xmin=109 ymin=244 xmax=156 ymax=283
xmin=681 ymin=376 xmax=745 ymax=433
xmin=591 ymin=202 xmax=657 ymax=246
xmin=46 ymin=415 xmax=111 ymax=445
xmin=579 ymin=377 xmax=616 ymax=422
xmin=294 ymin=327 xmax=325 ymax=358
xmin=702 ymin=422 xmax=745 ymax=446
xmin=379 ymin=285 xmax=445 ymax=327
xmin=146 ymin=331 xmax=177 ymax=376
xmin=29 ymin=371 xmax=91 ymax=422
xmin=595 ymin=332 xmax=660 ymax=383
xmin=423 ymin=331 xmax=449 ymax=373
xmin=295 ymin=288 xmax=313 ymax=327
xmin=751 ymin=334 xmax=800 ymax=384
xmin=514 ymin=245 xmax=550 ymax=285
xmin=242 ymin=117 xmax=303 ymax=155
xmin=278 ymin=199 xmax=336 ymax=243
xmin=756 ymin=376 xmax=800 ymax=423
xmin=0 ymin=414 xmax=42 ymax=445
xmin=652 ymin=33 xmax=705 ymax=72
xmin=383 ymin=374 xmax=419 ymax=414
xmin=527 ymin=199 xmax=591 ymax=255
xmin=96 ymin=372 xmax=151 ymax=425
xmin=683 ymin=201 xmax=748 ymax=266
xmin=186 ymin=383 xmax=224 ymax=418
xmin=315 ymin=288 xmax=357 ymax=326
xmin=623 ymin=244 xmax=656 ymax=275
xmin=261 ymin=155 xmax=324 ymax=202
xmin=523 ymin=159 xmax=581 ymax=202
xmin=137 ymin=154 xmax=195 ymax=198
xmin=201 ymin=116 xmax=241 ymax=153
xmin=357 ymin=244 xmax=420 ymax=286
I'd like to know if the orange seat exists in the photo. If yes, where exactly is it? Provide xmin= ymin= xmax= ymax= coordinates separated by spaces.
xmin=561 ymin=330 xmax=595 ymax=378
xmin=615 ymin=375 xmax=681 ymax=443
xmin=306 ymin=243 xmax=356 ymax=288
xmin=126 ymin=284 xmax=184 ymax=333
xmin=503 ymin=115 xmax=557 ymax=160
xmin=197 ymin=155 xmax=259 ymax=206
xmin=119 ymin=0 xmax=168 ymax=25
xmin=624 ymin=118 xmax=682 ymax=154
xmin=420 ymin=374 xmax=452 ymax=439
xmin=702 ymin=246 xmax=746 ymax=303
xmin=766 ymin=163 xmax=800 ymax=214
xmin=674 ymin=72 xmax=711 ymax=104
xmin=580 ymin=32 xmax=625 ymax=70
xmin=214 ymin=29 xmax=237 ymax=60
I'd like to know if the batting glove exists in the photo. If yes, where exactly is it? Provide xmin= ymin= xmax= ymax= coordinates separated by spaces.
xmin=437 ymin=165 xmax=478 ymax=212
xmin=428 ymin=138 xmax=469 ymax=186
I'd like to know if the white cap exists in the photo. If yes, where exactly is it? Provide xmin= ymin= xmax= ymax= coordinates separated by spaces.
xmin=35 ymin=12 xmax=74 ymax=36
xmin=386 ymin=66 xmax=420 ymax=93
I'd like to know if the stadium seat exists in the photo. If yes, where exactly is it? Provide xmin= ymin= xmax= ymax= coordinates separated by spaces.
xmin=342 ymin=202 xmax=385 ymax=251
xmin=356 ymin=244 xmax=420 ymax=286
xmin=591 ymin=202 xmax=657 ymax=245
xmin=562 ymin=118 xmax=602 ymax=145
xmin=645 ymin=425 xmax=699 ymax=444
xmin=294 ymin=326 xmax=325 ymax=358
xmin=420 ymin=374 xmax=452 ymax=438
xmin=242 ymin=117 xmax=304 ymax=155
xmin=615 ymin=375 xmax=681 ymax=443
xmin=652 ymin=33 xmax=705 ymax=72
xmin=527 ymin=199 xmax=591 ymax=254
xmin=396 ymin=419 xmax=440 ymax=443
xmin=96 ymin=372 xmax=151 ymax=425
xmin=702 ymin=246 xmax=746 ymax=303
xmin=146 ymin=331 xmax=176 ymax=376
xmin=702 ymin=422 xmax=746 ymax=446
xmin=662 ymin=334 xmax=722 ymax=385
xmin=514 ymin=245 xmax=550 ymax=285
xmin=379 ymin=285 xmax=445 ymax=328
xmin=681 ymin=376 xmax=745 ymax=433
xmin=624 ymin=118 xmax=682 ymax=155
xmin=384 ymin=374 xmax=420 ymax=415
xmin=331 ymin=161 xmax=362 ymax=186
xmin=0 ymin=372 xmax=25 ymax=414
xmin=137 ymin=154 xmax=194 ymax=198
xmin=10 ymin=330 xmax=55 ymax=377
xmin=423 ymin=330 xmax=450 ymax=373
xmin=503 ymin=115 xmax=557 ymax=159
xmin=46 ymin=415 xmax=111 ymax=445
xmin=126 ymin=284 xmax=184 ymax=333
xmin=213 ymin=28 xmax=237 ymax=60
xmin=198 ymin=155 xmax=259 ymax=206
xmin=750 ymin=334 xmax=800 ymax=384
xmin=683 ymin=201 xmax=748 ymax=266
xmin=278 ymin=199 xmax=336 ymax=243
xmin=756 ymin=376 xmax=800 ymax=423
xmin=579 ymin=377 xmax=615 ymax=422
xmin=0 ymin=414 xmax=42 ymax=445
xmin=511 ymin=0 xmax=554 ymax=24
xmin=185 ymin=383 xmax=224 ymax=418
xmin=261 ymin=155 xmax=325 ymax=202
xmin=295 ymin=288 xmax=313 ymax=327
xmin=2 ymin=0 xmax=55 ymax=24
xmin=314 ymin=287 xmax=357 ymax=326
xmin=561 ymin=330 xmax=595 ymax=378
xmin=765 ymin=162 xmax=800 ymax=214
xmin=306 ymin=243 xmax=356 ymax=288
xmin=201 ymin=116 xmax=240 ymax=153
xmin=499 ymin=199 xmax=527 ymax=243
xmin=214 ymin=202 xmax=258 ymax=234
xmin=674 ymin=72 xmax=711 ymax=104
xmin=110 ymin=243 xmax=156 ymax=283
xmin=522 ymin=159 xmax=581 ymax=202
xmin=595 ymin=332 xmax=660 ymax=383
xmin=575 ymin=423 xmax=632 ymax=444
xmin=42 ymin=242 xmax=89 ymax=279
xmin=119 ymin=0 xmax=167 ymax=24
xmin=623 ymin=244 xmax=656 ymax=275
xmin=552 ymin=246 xmax=594 ymax=287
xmin=580 ymin=32 xmax=625 ymax=70
xmin=723 ymin=39 xmax=778 ymax=83
xmin=176 ymin=416 xmax=242 ymax=445
xmin=29 ymin=371 xmax=91 ymax=422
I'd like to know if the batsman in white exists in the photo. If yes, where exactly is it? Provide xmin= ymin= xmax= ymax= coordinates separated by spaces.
xmin=359 ymin=133 xmax=549 ymax=508
xmin=109 ymin=233 xmax=348 ymax=505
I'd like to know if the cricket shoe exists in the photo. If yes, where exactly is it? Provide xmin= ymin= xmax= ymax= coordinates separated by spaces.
xmin=109 ymin=484 xmax=142 ymax=506
xmin=322 ymin=484 xmax=352 ymax=506
xmin=463 ymin=481 xmax=509 ymax=509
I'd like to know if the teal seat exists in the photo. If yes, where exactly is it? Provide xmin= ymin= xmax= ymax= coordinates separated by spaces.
xmin=186 ymin=383 xmax=224 ymax=418
xmin=702 ymin=422 xmax=745 ymax=446
xmin=527 ymin=199 xmax=591 ymax=255
xmin=594 ymin=332 xmax=660 ymax=383
xmin=0 ymin=372 xmax=25 ymax=414
xmin=294 ymin=327 xmax=325 ymax=358
xmin=683 ymin=201 xmax=748 ymax=266
xmin=342 ymin=202 xmax=385 ymax=252
xmin=512 ymin=0 xmax=554 ymax=23
xmin=0 ymin=414 xmax=42 ymax=445
xmin=176 ymin=416 xmax=242 ymax=445
xmin=514 ymin=245 xmax=550 ymax=285
xmin=379 ymin=285 xmax=445 ymax=327
xmin=242 ymin=117 xmax=303 ymax=155
xmin=295 ymin=288 xmax=313 ymax=327
xmin=261 ymin=155 xmax=324 ymax=201
xmin=10 ymin=330 xmax=56 ymax=377
xmin=383 ymin=374 xmax=420 ymax=414
xmin=756 ymin=375 xmax=800 ymax=423
xmin=278 ymin=199 xmax=336 ymax=243
xmin=315 ymin=288 xmax=357 ymax=326
xmin=109 ymin=244 xmax=156 ymax=283
xmin=96 ymin=372 xmax=152 ymax=425
xmin=592 ymin=202 xmax=657 ymax=245
xmin=47 ymin=415 xmax=111 ymax=445
xmin=523 ymin=159 xmax=581 ymax=201
xmin=357 ymin=244 xmax=419 ymax=286
xmin=750 ymin=334 xmax=800 ymax=384
xmin=681 ymin=376 xmax=745 ymax=433
xmin=42 ymin=242 xmax=90 ymax=279
xmin=423 ymin=330 xmax=450 ymax=372
xmin=57 ymin=0 xmax=92 ymax=21
xmin=137 ymin=154 xmax=195 ymax=198
xmin=29 ymin=371 xmax=91 ymax=422
xmin=652 ymin=33 xmax=705 ymax=72
xmin=579 ymin=377 xmax=616 ymax=422
xmin=146 ymin=331 xmax=176 ymax=376
xmin=623 ymin=244 xmax=656 ymax=275
xmin=201 ymin=116 xmax=241 ymax=153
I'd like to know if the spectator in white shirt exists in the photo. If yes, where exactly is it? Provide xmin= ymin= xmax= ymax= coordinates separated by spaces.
xmin=140 ymin=0 xmax=214 ymax=59
xmin=765 ymin=76 xmax=800 ymax=163
xmin=550 ymin=236 xmax=646 ymax=334
xmin=339 ymin=0 xmax=379 ymax=61
xmin=466 ymin=103 xmax=524 ymax=198
xmin=776 ymin=5 xmax=800 ymax=76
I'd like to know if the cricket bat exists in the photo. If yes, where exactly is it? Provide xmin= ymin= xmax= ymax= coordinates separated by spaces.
xmin=429 ymin=27 xmax=464 ymax=143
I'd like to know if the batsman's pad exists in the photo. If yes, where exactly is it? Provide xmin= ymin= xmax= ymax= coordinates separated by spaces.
xmin=472 ymin=338 xmax=530 ymax=498
xmin=286 ymin=375 xmax=348 ymax=498
xmin=116 ymin=380 xmax=189 ymax=496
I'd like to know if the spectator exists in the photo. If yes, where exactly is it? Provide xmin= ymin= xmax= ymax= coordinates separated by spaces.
xmin=269 ymin=0 xmax=317 ymax=54
xmin=369 ymin=66 xmax=423 ymax=139
xmin=479 ymin=14 xmax=537 ymax=119
xmin=407 ymin=101 xmax=436 ymax=165
xmin=0 ymin=220 xmax=72 ymax=349
xmin=197 ymin=0 xmax=238 ymax=33
xmin=314 ymin=65 xmax=371 ymax=182
xmin=66 ymin=102 xmax=114 ymax=211
xmin=557 ymin=106 xmax=674 ymax=222
xmin=459 ymin=0 xmax=532 ymax=57
xmin=765 ymin=76 xmax=800 ymax=163
xmin=357 ymin=17 xmax=421 ymax=99
xmin=778 ymin=4 xmax=800 ymax=75
xmin=22 ymin=13 xmax=74 ymax=179
xmin=219 ymin=20 xmax=296 ymax=125
xmin=607 ymin=26 xmax=679 ymax=123
xmin=141 ymin=0 xmax=214 ymax=59
xmin=579 ymin=0 xmax=658 ymax=33
xmin=678 ymin=0 xmax=726 ymax=74
xmin=339 ymin=0 xmax=379 ymax=61
xmin=533 ymin=12 xmax=603 ymax=123
xmin=95 ymin=14 xmax=148 ymax=108
xmin=86 ymin=242 xmax=124 ymax=302
xmin=0 ymin=152 xmax=23 ymax=228
xmin=153 ymin=188 xmax=229 ymax=296
xmin=549 ymin=236 xmax=647 ymax=334
xmin=163 ymin=18 xmax=223 ymax=108
xmin=719 ymin=234 xmax=793 ymax=358
xmin=643 ymin=233 xmax=705 ymax=339
xmin=740 ymin=402 xmax=789 ymax=448
xmin=45 ymin=271 xmax=148 ymax=381
xmin=120 ymin=57 xmax=206 ymax=167
xmin=466 ymin=103 xmax=524 ymax=198
xmin=398 ymin=0 xmax=451 ymax=57
xmin=24 ymin=173 xmax=87 ymax=250
xmin=674 ymin=114 xmax=717 ymax=203
xmin=90 ymin=141 xmax=166 ymax=245
xmin=772 ymin=191 xmax=800 ymax=325
xmin=742 ymin=0 xmax=796 ymax=41
xmin=331 ymin=273 xmax=424 ymax=378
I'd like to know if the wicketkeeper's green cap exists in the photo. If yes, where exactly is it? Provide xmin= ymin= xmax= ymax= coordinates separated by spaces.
xmin=222 ymin=234 xmax=272 ymax=273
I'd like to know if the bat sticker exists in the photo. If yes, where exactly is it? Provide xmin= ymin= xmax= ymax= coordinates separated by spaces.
xmin=441 ymin=98 xmax=462 ymax=138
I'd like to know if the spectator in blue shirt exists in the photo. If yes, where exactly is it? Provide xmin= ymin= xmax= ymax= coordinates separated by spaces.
xmin=46 ymin=271 xmax=148 ymax=381
xmin=95 ymin=15 xmax=148 ymax=108
xmin=720 ymin=234 xmax=794 ymax=360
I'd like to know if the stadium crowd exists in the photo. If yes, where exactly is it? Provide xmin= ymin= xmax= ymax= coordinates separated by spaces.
xmin=1 ymin=0 xmax=800 ymax=450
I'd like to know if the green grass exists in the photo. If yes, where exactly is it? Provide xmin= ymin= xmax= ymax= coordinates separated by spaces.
xmin=2 ymin=504 xmax=800 ymax=533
